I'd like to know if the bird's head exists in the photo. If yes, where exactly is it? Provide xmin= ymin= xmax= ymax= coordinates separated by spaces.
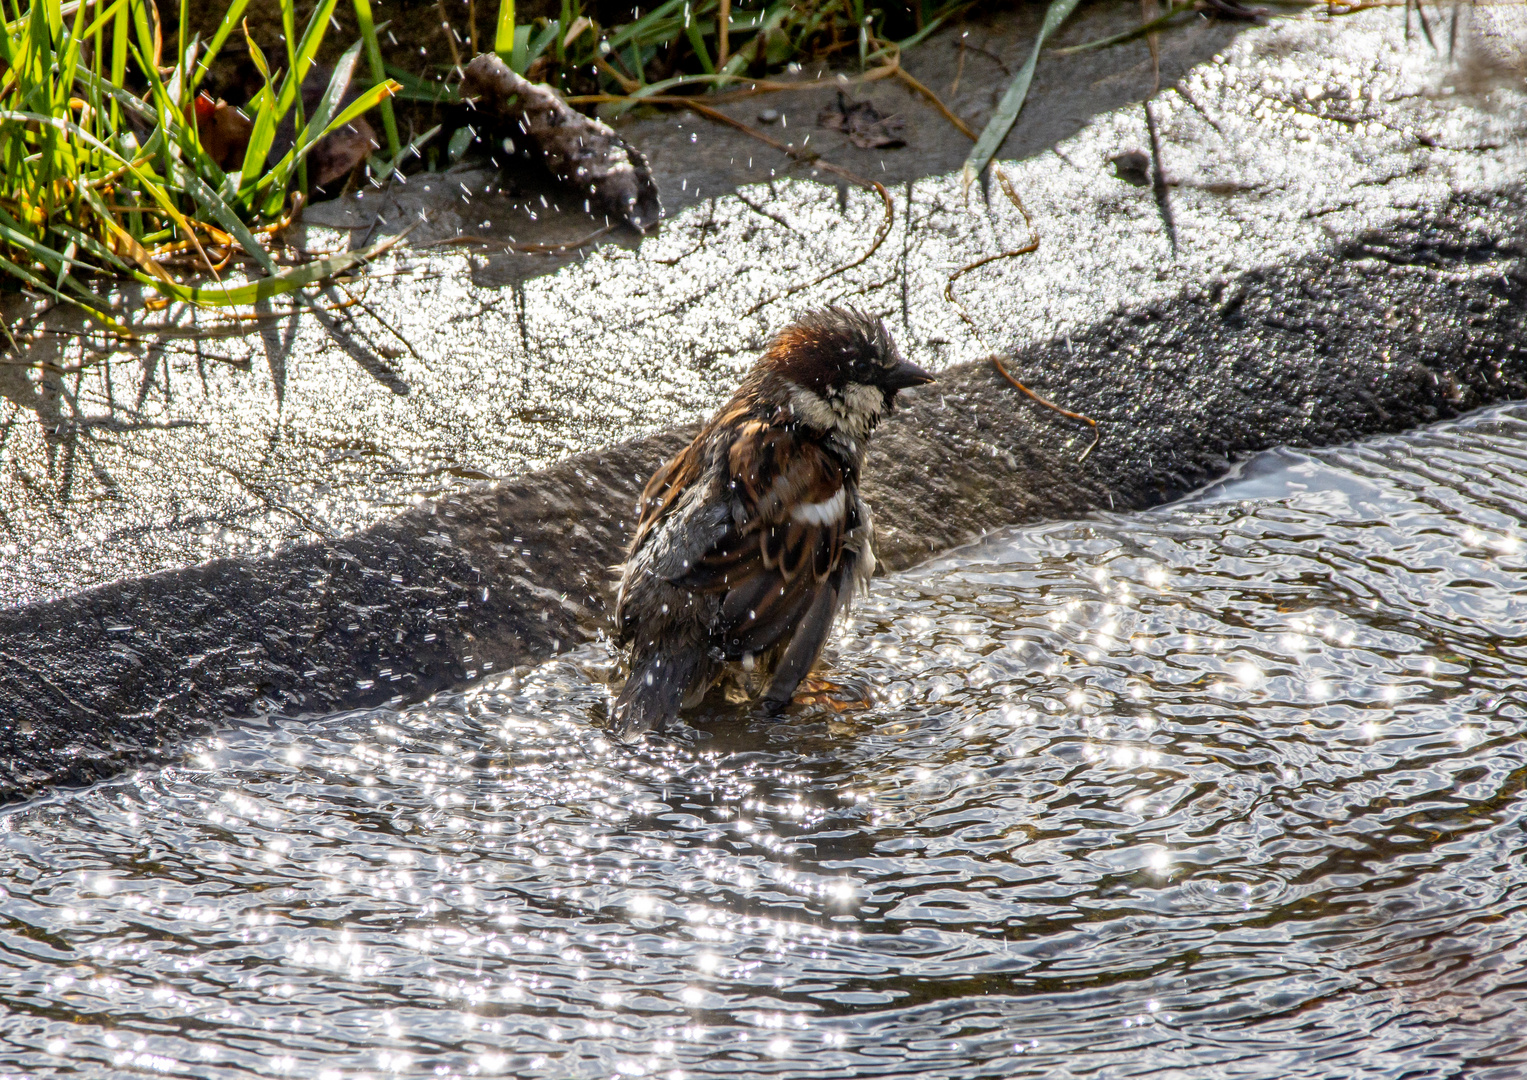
xmin=759 ymin=307 xmax=934 ymax=438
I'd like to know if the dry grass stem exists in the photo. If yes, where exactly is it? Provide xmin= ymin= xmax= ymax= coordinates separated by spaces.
xmin=945 ymin=169 xmax=1100 ymax=460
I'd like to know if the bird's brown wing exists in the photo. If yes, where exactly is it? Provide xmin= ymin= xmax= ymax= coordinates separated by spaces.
xmin=626 ymin=399 xmax=760 ymax=557
xmin=676 ymin=420 xmax=853 ymax=657
xmin=628 ymin=434 xmax=706 ymax=557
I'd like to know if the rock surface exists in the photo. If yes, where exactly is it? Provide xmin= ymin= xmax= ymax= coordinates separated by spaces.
xmin=1 ymin=5 xmax=1524 ymax=799
xmin=2 ymin=194 xmax=1523 ymax=800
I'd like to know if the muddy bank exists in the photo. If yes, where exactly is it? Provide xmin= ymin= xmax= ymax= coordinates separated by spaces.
xmin=1 ymin=193 xmax=1522 ymax=801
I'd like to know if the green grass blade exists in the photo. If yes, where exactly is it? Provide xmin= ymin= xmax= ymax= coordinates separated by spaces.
xmin=0 ymin=107 xmax=132 ymax=162
xmin=0 ymin=249 xmax=129 ymax=332
xmin=108 ymin=0 xmax=129 ymax=126
xmin=51 ymin=217 xmax=168 ymax=291
xmin=147 ymin=240 xmax=394 ymax=306
xmin=367 ymin=121 xmax=438 ymax=181
xmin=868 ymin=1 xmax=973 ymax=62
xmin=494 ymin=0 xmax=514 ymax=57
xmin=718 ymin=1 xmax=785 ymax=77
xmin=24 ymin=0 xmax=52 ymax=113
xmin=292 ymin=0 xmax=341 ymax=88
xmin=52 ymin=239 xmax=77 ymax=293
xmin=123 ymin=16 xmax=188 ymax=184
xmin=178 ymin=0 xmax=188 ymax=82
xmin=256 ymin=40 xmax=379 ymax=196
xmin=524 ymin=19 xmax=558 ymax=71
xmin=353 ymin=0 xmax=400 ymax=158
xmin=60 ymin=214 xmax=398 ymax=308
xmin=282 ymin=0 xmax=309 ymax=197
xmin=238 ymin=0 xmax=340 ymax=194
xmin=63 ymin=0 xmax=90 ymax=77
xmin=608 ymin=0 xmax=684 ymax=51
xmin=167 ymin=36 xmax=198 ymax=118
xmin=0 ymin=205 xmax=80 ymax=277
xmin=237 ymin=28 xmax=280 ymax=200
xmin=73 ymin=80 xmax=156 ymax=136
xmin=80 ymin=0 xmax=127 ymax=46
xmin=316 ymin=77 xmax=399 ymax=144
xmin=684 ymin=7 xmax=714 ymax=75
xmin=1052 ymin=2 xmax=1191 ymax=54
xmin=171 ymin=160 xmax=283 ymax=275
xmin=960 ymin=0 xmax=1080 ymax=192
xmin=73 ymin=66 xmax=159 ymax=129
xmin=0 ymin=204 xmax=140 ymax=315
xmin=191 ymin=0 xmax=252 ymax=90
xmin=127 ymin=0 xmax=159 ymax=74
xmin=384 ymin=63 xmax=461 ymax=103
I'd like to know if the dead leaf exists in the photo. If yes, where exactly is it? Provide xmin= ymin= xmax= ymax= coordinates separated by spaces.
xmin=311 ymin=117 xmax=378 ymax=188
xmin=462 ymin=54 xmax=662 ymax=232
xmin=186 ymin=93 xmax=254 ymax=171
xmin=817 ymin=91 xmax=906 ymax=150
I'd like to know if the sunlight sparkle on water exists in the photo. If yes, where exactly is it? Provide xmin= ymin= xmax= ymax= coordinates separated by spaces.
xmin=8 ymin=407 xmax=1527 ymax=1078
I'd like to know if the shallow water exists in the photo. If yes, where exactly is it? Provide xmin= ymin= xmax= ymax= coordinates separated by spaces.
xmin=5 ymin=402 xmax=1527 ymax=1079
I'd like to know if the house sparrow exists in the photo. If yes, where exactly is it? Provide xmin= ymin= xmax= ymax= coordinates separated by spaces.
xmin=611 ymin=307 xmax=934 ymax=740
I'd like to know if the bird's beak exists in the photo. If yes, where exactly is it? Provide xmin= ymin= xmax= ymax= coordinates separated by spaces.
xmin=885 ymin=358 xmax=935 ymax=391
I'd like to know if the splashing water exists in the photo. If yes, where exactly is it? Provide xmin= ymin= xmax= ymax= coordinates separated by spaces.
xmin=4 ymin=403 xmax=1527 ymax=1079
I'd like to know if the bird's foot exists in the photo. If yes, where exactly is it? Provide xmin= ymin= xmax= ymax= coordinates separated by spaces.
xmin=792 ymin=674 xmax=873 ymax=712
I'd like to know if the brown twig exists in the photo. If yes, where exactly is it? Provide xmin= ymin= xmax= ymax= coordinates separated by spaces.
xmin=427 ymin=236 xmax=497 ymax=246
xmin=717 ymin=0 xmax=730 ymax=68
xmin=892 ymin=65 xmax=976 ymax=140
xmin=944 ymin=169 xmax=1100 ymax=460
xmin=147 ymin=296 xmax=361 ymax=319
xmin=654 ymin=200 xmax=716 ymax=266
xmin=510 ymin=228 xmax=618 ymax=252
xmin=1143 ymin=0 xmax=1162 ymax=91
xmin=573 ymin=37 xmax=972 ymax=149
xmin=252 ymin=194 xmax=304 ymax=237
xmin=159 ymin=246 xmax=235 ymax=272
xmin=331 ymin=280 xmax=422 ymax=361
xmin=595 ymin=56 xmax=640 ymax=93
xmin=988 ymin=353 xmax=1099 ymax=455
xmin=744 ymin=178 xmax=892 ymax=316
xmin=873 ymin=38 xmax=976 ymax=142
xmin=437 ymin=0 xmax=464 ymax=73
xmin=571 ymin=60 xmax=901 ymax=107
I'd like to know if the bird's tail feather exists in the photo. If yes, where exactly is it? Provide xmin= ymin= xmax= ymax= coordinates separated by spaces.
xmin=611 ymin=648 xmax=704 ymax=742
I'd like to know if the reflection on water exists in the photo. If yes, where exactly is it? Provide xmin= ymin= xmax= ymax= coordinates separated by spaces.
xmin=5 ymin=403 xmax=1527 ymax=1079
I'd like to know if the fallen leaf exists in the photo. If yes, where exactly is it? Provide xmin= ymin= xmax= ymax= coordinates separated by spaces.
xmin=817 ymin=91 xmax=906 ymax=150
xmin=186 ymin=93 xmax=254 ymax=171
xmin=311 ymin=116 xmax=378 ymax=188
xmin=462 ymin=54 xmax=662 ymax=232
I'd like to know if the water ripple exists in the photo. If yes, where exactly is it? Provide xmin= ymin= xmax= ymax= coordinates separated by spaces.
xmin=5 ymin=403 xmax=1527 ymax=1078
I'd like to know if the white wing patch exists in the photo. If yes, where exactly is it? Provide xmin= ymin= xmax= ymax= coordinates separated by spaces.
xmin=791 ymin=486 xmax=846 ymax=526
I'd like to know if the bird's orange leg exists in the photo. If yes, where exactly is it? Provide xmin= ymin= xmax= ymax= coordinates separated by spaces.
xmin=792 ymin=673 xmax=873 ymax=711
